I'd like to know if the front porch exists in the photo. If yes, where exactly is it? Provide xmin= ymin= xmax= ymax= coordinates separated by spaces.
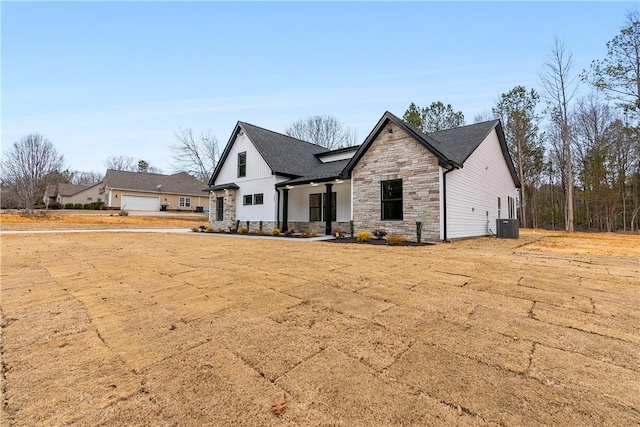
xmin=277 ymin=179 xmax=351 ymax=235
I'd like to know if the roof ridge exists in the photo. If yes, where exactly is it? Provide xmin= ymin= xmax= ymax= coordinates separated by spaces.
xmin=428 ymin=119 xmax=498 ymax=135
xmin=239 ymin=121 xmax=330 ymax=152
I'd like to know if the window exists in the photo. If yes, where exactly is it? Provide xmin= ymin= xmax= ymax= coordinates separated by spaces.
xmin=381 ymin=179 xmax=403 ymax=220
xmin=508 ymin=196 xmax=515 ymax=219
xmin=237 ymin=152 xmax=246 ymax=178
xmin=310 ymin=192 xmax=337 ymax=221
xmin=243 ymin=194 xmax=252 ymax=205
xmin=253 ymin=193 xmax=263 ymax=205
xmin=179 ymin=197 xmax=191 ymax=207
xmin=216 ymin=197 xmax=224 ymax=221
xmin=309 ymin=194 xmax=322 ymax=221
xmin=498 ymin=197 xmax=501 ymax=219
xmin=323 ymin=192 xmax=337 ymax=221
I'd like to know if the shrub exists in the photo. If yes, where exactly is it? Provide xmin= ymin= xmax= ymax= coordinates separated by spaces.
xmin=300 ymin=231 xmax=310 ymax=238
xmin=64 ymin=203 xmax=74 ymax=209
xmin=356 ymin=231 xmax=371 ymax=242
xmin=74 ymin=203 xmax=83 ymax=209
xmin=271 ymin=228 xmax=281 ymax=236
xmin=386 ymin=234 xmax=406 ymax=246
xmin=283 ymin=229 xmax=296 ymax=237
xmin=308 ymin=229 xmax=318 ymax=238
xmin=259 ymin=221 xmax=263 ymax=231
xmin=119 ymin=209 xmax=129 ymax=216
xmin=238 ymin=227 xmax=249 ymax=234
xmin=416 ymin=221 xmax=423 ymax=243
xmin=94 ymin=201 xmax=105 ymax=210
xmin=217 ymin=228 xmax=226 ymax=233
xmin=205 ymin=226 xmax=214 ymax=233
xmin=373 ymin=229 xmax=387 ymax=239
xmin=83 ymin=203 xmax=92 ymax=209
xmin=349 ymin=220 xmax=354 ymax=237
xmin=257 ymin=229 xmax=267 ymax=236
xmin=332 ymin=228 xmax=345 ymax=238
xmin=191 ymin=227 xmax=199 ymax=232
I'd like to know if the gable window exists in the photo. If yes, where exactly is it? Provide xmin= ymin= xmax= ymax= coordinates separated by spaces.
xmin=179 ymin=197 xmax=191 ymax=207
xmin=309 ymin=192 xmax=337 ymax=221
xmin=216 ymin=197 xmax=224 ymax=221
xmin=237 ymin=152 xmax=246 ymax=178
xmin=381 ymin=179 xmax=403 ymax=220
xmin=253 ymin=193 xmax=263 ymax=205
xmin=243 ymin=194 xmax=253 ymax=205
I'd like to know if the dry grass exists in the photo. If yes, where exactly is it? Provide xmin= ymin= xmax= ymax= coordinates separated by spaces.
xmin=1 ymin=215 xmax=639 ymax=426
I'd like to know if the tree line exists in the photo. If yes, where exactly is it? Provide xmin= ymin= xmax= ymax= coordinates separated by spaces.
xmin=403 ymin=10 xmax=640 ymax=232
xmin=0 ymin=114 xmax=356 ymax=209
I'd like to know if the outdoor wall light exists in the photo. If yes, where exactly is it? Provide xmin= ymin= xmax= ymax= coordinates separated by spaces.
xmin=387 ymin=126 xmax=393 ymax=133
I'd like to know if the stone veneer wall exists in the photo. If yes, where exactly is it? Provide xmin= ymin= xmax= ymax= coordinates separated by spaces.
xmin=208 ymin=190 xmax=237 ymax=230
xmin=352 ymin=122 xmax=441 ymax=241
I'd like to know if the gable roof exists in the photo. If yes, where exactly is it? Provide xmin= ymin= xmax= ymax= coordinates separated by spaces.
xmin=208 ymin=122 xmax=329 ymax=185
xmin=57 ymin=183 xmax=92 ymax=196
xmin=343 ymin=111 xmax=520 ymax=187
xmin=104 ymin=170 xmax=206 ymax=195
xmin=276 ymin=158 xmax=351 ymax=187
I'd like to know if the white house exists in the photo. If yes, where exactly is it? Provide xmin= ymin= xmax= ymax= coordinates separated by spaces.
xmin=206 ymin=111 xmax=520 ymax=241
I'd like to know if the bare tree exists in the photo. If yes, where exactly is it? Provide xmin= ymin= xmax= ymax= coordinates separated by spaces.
xmin=540 ymin=37 xmax=578 ymax=232
xmin=72 ymin=170 xmax=104 ymax=185
xmin=0 ymin=133 xmax=65 ymax=209
xmin=170 ymin=128 xmax=220 ymax=183
xmin=105 ymin=155 xmax=137 ymax=171
xmin=582 ymin=8 xmax=640 ymax=114
xmin=285 ymin=115 xmax=358 ymax=150
xmin=473 ymin=110 xmax=497 ymax=124
xmin=493 ymin=86 xmax=544 ymax=228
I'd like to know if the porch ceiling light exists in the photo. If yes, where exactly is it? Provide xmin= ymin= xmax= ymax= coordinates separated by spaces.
xmin=310 ymin=182 xmax=318 ymax=186
xmin=335 ymin=179 xmax=343 ymax=183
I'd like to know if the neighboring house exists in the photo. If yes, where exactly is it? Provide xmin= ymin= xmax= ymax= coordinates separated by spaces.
xmin=43 ymin=182 xmax=102 ymax=208
xmin=206 ymin=111 xmax=520 ymax=241
xmin=101 ymin=169 xmax=208 ymax=212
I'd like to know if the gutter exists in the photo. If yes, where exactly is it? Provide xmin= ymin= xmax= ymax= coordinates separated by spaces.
xmin=442 ymin=163 xmax=458 ymax=243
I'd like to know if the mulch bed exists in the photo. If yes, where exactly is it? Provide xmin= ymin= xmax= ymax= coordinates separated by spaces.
xmin=328 ymin=237 xmax=433 ymax=246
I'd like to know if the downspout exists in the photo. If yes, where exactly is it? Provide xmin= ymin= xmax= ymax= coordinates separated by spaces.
xmin=442 ymin=164 xmax=457 ymax=243
xmin=276 ymin=187 xmax=281 ymax=229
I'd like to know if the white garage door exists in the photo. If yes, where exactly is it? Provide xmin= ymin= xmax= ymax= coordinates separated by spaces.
xmin=121 ymin=195 xmax=160 ymax=211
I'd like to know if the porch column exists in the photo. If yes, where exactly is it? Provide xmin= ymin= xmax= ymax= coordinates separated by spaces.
xmin=324 ymin=183 xmax=333 ymax=236
xmin=282 ymin=188 xmax=289 ymax=232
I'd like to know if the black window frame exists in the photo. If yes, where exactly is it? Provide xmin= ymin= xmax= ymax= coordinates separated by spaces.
xmin=243 ymin=194 xmax=253 ymax=205
xmin=323 ymin=192 xmax=337 ymax=222
xmin=237 ymin=151 xmax=246 ymax=178
xmin=381 ymin=179 xmax=403 ymax=221
xmin=215 ymin=197 xmax=224 ymax=221
xmin=253 ymin=193 xmax=264 ymax=205
xmin=309 ymin=193 xmax=322 ymax=221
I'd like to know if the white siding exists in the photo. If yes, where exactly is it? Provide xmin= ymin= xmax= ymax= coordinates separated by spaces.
xmin=235 ymin=175 xmax=279 ymax=221
xmin=286 ymin=181 xmax=351 ymax=222
xmin=444 ymin=129 xmax=517 ymax=239
xmin=215 ymin=132 xmax=278 ymax=221
xmin=317 ymin=150 xmax=357 ymax=163
xmin=216 ymin=133 xmax=272 ymax=183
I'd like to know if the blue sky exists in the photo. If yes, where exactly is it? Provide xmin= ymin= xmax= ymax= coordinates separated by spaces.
xmin=2 ymin=1 xmax=635 ymax=175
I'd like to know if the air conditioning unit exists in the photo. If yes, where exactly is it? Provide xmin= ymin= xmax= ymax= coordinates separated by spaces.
xmin=496 ymin=219 xmax=519 ymax=239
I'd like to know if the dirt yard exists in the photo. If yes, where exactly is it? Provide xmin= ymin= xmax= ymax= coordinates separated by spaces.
xmin=1 ymin=213 xmax=638 ymax=426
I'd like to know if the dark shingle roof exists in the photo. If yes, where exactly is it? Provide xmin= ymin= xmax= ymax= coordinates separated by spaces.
xmin=428 ymin=120 xmax=500 ymax=165
xmin=343 ymin=111 xmax=520 ymax=187
xmin=104 ymin=170 xmax=206 ymax=195
xmin=208 ymin=122 xmax=329 ymax=185
xmin=277 ymin=159 xmax=351 ymax=186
